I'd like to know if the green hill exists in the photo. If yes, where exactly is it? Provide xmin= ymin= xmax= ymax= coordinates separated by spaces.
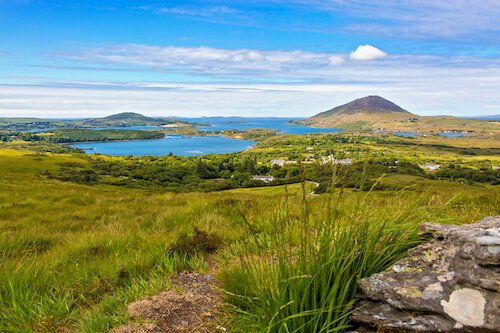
xmin=291 ymin=95 xmax=500 ymax=134
xmin=0 ymin=112 xmax=203 ymax=131
xmin=315 ymin=95 xmax=410 ymax=118
xmin=289 ymin=96 xmax=417 ymax=130
xmin=80 ymin=112 xmax=194 ymax=127
xmin=102 ymin=112 xmax=153 ymax=121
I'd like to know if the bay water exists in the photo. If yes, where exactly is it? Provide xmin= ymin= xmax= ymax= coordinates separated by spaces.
xmin=72 ymin=117 xmax=343 ymax=157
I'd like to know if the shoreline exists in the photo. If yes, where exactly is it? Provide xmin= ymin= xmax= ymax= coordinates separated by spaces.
xmin=60 ymin=135 xmax=167 ymax=146
xmin=64 ymin=133 xmax=258 ymax=156
xmin=243 ymin=144 xmax=258 ymax=152
xmin=61 ymin=133 xmax=258 ymax=146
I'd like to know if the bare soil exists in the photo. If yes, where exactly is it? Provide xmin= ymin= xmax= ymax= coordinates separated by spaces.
xmin=112 ymin=272 xmax=226 ymax=333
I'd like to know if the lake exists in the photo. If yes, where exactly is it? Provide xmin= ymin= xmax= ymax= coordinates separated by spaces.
xmin=72 ymin=135 xmax=258 ymax=157
xmin=72 ymin=117 xmax=343 ymax=157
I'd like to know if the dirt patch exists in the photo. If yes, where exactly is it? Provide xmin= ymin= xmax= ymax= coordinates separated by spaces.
xmin=112 ymin=272 xmax=226 ymax=333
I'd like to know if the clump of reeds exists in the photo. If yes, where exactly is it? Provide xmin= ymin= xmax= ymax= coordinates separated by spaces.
xmin=220 ymin=163 xmax=428 ymax=332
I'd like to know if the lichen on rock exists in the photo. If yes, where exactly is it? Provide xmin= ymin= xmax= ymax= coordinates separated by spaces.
xmin=440 ymin=288 xmax=486 ymax=327
xmin=351 ymin=216 xmax=500 ymax=332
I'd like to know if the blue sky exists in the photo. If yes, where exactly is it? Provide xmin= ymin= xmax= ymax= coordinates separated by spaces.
xmin=1 ymin=0 xmax=500 ymax=118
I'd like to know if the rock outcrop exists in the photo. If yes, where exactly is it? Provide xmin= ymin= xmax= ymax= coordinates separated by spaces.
xmin=351 ymin=216 xmax=500 ymax=332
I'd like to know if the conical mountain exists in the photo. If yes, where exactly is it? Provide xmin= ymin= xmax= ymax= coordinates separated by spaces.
xmin=292 ymin=95 xmax=415 ymax=130
xmin=316 ymin=95 xmax=410 ymax=117
xmin=290 ymin=95 xmax=494 ymax=133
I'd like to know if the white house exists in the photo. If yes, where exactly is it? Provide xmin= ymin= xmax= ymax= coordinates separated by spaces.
xmin=270 ymin=159 xmax=286 ymax=167
xmin=420 ymin=163 xmax=441 ymax=171
xmin=321 ymin=156 xmax=353 ymax=165
xmin=252 ymin=175 xmax=275 ymax=183
xmin=270 ymin=159 xmax=297 ymax=167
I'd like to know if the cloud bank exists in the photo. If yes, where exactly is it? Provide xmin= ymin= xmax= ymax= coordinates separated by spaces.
xmin=54 ymin=44 xmax=353 ymax=76
xmin=2 ymin=43 xmax=499 ymax=118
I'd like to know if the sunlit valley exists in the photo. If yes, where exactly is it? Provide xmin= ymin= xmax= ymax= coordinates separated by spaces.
xmin=1 ymin=1 xmax=500 ymax=332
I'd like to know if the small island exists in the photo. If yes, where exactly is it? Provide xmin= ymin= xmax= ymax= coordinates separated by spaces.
xmin=1 ymin=128 xmax=165 ymax=144
xmin=0 ymin=112 xmax=205 ymax=132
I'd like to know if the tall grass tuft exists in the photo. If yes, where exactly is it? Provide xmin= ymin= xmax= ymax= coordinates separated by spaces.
xmin=220 ymin=173 xmax=428 ymax=332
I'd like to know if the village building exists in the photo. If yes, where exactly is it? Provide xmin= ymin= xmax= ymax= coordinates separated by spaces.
xmin=420 ymin=163 xmax=441 ymax=171
xmin=321 ymin=156 xmax=353 ymax=165
xmin=269 ymin=159 xmax=286 ymax=167
xmin=269 ymin=159 xmax=298 ymax=167
xmin=252 ymin=175 xmax=275 ymax=183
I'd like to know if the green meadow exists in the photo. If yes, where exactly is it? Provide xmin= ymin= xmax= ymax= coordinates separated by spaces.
xmin=1 ymin=140 xmax=499 ymax=332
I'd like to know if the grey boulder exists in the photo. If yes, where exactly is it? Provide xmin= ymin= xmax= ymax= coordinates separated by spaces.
xmin=351 ymin=216 xmax=500 ymax=332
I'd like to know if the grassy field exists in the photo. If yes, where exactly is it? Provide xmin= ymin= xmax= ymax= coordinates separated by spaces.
xmin=1 ymin=146 xmax=500 ymax=332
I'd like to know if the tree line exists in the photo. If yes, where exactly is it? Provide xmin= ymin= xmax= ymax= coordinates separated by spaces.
xmin=1 ymin=129 xmax=165 ymax=143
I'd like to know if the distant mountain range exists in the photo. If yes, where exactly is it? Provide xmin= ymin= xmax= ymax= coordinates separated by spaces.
xmin=0 ymin=112 xmax=203 ymax=131
xmin=289 ymin=96 xmax=500 ymax=133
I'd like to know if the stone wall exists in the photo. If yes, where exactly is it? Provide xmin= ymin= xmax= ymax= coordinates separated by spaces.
xmin=351 ymin=216 xmax=500 ymax=332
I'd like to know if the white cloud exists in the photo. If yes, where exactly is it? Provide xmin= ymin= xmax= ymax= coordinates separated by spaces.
xmin=328 ymin=56 xmax=345 ymax=66
xmin=139 ymin=5 xmax=239 ymax=17
xmin=350 ymin=45 xmax=387 ymax=61
xmin=247 ymin=50 xmax=265 ymax=62
xmin=53 ymin=44 xmax=349 ymax=75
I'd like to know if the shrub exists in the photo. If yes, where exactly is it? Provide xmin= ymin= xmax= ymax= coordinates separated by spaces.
xmin=168 ymin=227 xmax=223 ymax=255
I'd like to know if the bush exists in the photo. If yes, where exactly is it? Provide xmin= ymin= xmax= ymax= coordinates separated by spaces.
xmin=242 ymin=179 xmax=266 ymax=188
xmin=168 ymin=227 xmax=223 ymax=255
